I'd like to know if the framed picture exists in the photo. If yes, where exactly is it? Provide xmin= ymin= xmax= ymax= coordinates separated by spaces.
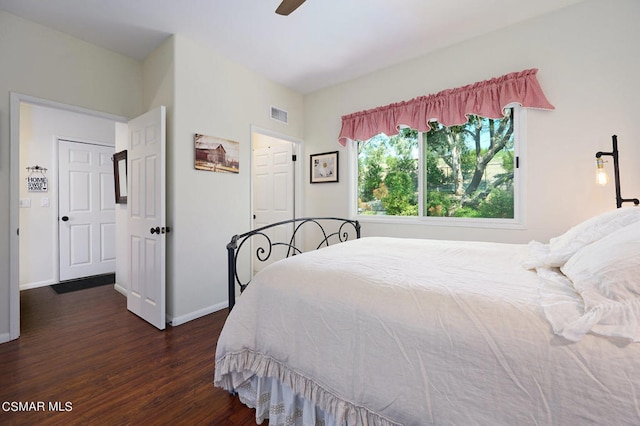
xmin=194 ymin=133 xmax=240 ymax=174
xmin=113 ymin=150 xmax=127 ymax=204
xmin=310 ymin=151 xmax=339 ymax=183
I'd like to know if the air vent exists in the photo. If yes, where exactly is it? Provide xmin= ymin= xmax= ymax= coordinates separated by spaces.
xmin=270 ymin=106 xmax=288 ymax=124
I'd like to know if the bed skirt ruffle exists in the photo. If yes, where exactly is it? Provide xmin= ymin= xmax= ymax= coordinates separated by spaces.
xmin=214 ymin=350 xmax=401 ymax=426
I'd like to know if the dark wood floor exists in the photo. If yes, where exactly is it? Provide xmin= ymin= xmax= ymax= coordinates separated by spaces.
xmin=0 ymin=285 xmax=263 ymax=425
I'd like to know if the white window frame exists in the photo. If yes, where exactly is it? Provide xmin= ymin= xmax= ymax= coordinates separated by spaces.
xmin=349 ymin=104 xmax=526 ymax=229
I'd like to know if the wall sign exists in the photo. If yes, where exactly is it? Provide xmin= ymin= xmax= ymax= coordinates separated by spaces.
xmin=26 ymin=166 xmax=48 ymax=192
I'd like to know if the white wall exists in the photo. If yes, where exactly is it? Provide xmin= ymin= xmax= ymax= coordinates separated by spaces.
xmin=0 ymin=10 xmax=143 ymax=342
xmin=18 ymin=103 xmax=117 ymax=289
xmin=303 ymin=0 xmax=640 ymax=244
xmin=163 ymin=35 xmax=304 ymax=324
xmin=135 ymin=34 xmax=306 ymax=324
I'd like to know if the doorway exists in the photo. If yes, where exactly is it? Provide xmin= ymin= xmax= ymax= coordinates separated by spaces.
xmin=251 ymin=127 xmax=303 ymax=272
xmin=9 ymin=93 xmax=127 ymax=341
xmin=58 ymin=140 xmax=117 ymax=282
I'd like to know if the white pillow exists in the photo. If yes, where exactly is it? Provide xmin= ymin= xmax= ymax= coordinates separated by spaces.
xmin=527 ymin=207 xmax=640 ymax=268
xmin=558 ymin=220 xmax=640 ymax=342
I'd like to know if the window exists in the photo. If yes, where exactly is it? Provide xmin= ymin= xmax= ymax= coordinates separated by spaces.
xmin=356 ymin=107 xmax=522 ymax=226
xmin=358 ymin=128 xmax=420 ymax=216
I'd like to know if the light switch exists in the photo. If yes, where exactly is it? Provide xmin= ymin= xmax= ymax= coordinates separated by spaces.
xmin=41 ymin=197 xmax=50 ymax=207
xmin=19 ymin=198 xmax=31 ymax=208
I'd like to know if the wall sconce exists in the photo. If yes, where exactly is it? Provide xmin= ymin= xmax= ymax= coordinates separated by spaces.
xmin=595 ymin=135 xmax=639 ymax=208
xmin=595 ymin=157 xmax=608 ymax=186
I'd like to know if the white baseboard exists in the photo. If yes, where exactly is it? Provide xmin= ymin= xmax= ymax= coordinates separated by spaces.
xmin=20 ymin=279 xmax=56 ymax=291
xmin=168 ymin=301 xmax=228 ymax=327
xmin=108 ymin=283 xmax=227 ymax=327
xmin=113 ymin=283 xmax=127 ymax=296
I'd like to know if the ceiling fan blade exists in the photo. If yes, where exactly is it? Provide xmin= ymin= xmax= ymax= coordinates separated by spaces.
xmin=275 ymin=0 xmax=307 ymax=15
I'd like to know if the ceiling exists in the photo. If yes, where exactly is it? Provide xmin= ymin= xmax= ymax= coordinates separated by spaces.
xmin=0 ymin=0 xmax=584 ymax=94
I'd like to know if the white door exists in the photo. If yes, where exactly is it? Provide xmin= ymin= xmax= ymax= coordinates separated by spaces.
xmin=252 ymin=139 xmax=295 ymax=271
xmin=59 ymin=140 xmax=116 ymax=281
xmin=127 ymin=106 xmax=167 ymax=330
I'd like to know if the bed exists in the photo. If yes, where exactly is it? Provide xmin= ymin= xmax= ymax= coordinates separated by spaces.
xmin=215 ymin=211 xmax=640 ymax=425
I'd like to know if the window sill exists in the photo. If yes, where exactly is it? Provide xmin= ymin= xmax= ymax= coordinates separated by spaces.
xmin=354 ymin=214 xmax=526 ymax=230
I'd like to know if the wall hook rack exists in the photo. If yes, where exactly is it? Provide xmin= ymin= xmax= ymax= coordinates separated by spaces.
xmin=26 ymin=165 xmax=48 ymax=173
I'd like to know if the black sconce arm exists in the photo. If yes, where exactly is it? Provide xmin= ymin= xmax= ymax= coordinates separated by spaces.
xmin=595 ymin=135 xmax=639 ymax=208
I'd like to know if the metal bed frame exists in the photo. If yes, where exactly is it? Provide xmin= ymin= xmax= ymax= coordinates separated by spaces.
xmin=226 ymin=217 xmax=360 ymax=310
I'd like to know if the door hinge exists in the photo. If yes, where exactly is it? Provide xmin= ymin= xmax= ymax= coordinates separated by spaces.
xmin=292 ymin=154 xmax=297 ymax=162
xmin=516 ymin=156 xmax=520 ymax=168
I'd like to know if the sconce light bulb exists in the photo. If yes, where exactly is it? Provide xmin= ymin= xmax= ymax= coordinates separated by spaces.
xmin=596 ymin=158 xmax=608 ymax=186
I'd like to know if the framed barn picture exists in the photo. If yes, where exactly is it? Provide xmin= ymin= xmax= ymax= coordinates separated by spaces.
xmin=194 ymin=133 xmax=240 ymax=174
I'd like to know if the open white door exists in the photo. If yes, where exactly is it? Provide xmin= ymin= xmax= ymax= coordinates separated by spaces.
xmin=127 ymin=106 xmax=166 ymax=330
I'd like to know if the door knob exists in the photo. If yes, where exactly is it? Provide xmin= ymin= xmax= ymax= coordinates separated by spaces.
xmin=150 ymin=226 xmax=160 ymax=234
xmin=61 ymin=216 xmax=69 ymax=222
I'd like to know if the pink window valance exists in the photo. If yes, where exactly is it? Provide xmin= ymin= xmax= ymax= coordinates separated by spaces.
xmin=338 ymin=68 xmax=554 ymax=146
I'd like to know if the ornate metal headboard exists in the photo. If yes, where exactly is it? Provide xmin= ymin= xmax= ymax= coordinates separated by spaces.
xmin=226 ymin=217 xmax=360 ymax=310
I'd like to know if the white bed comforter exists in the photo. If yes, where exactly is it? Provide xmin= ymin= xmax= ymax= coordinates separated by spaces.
xmin=214 ymin=237 xmax=640 ymax=425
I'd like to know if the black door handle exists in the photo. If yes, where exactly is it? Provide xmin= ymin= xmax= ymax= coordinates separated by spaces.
xmin=61 ymin=216 xmax=69 ymax=222
xmin=150 ymin=226 xmax=160 ymax=234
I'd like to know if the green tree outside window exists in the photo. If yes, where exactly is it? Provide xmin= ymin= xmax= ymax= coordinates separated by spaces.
xmin=357 ymin=109 xmax=515 ymax=219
